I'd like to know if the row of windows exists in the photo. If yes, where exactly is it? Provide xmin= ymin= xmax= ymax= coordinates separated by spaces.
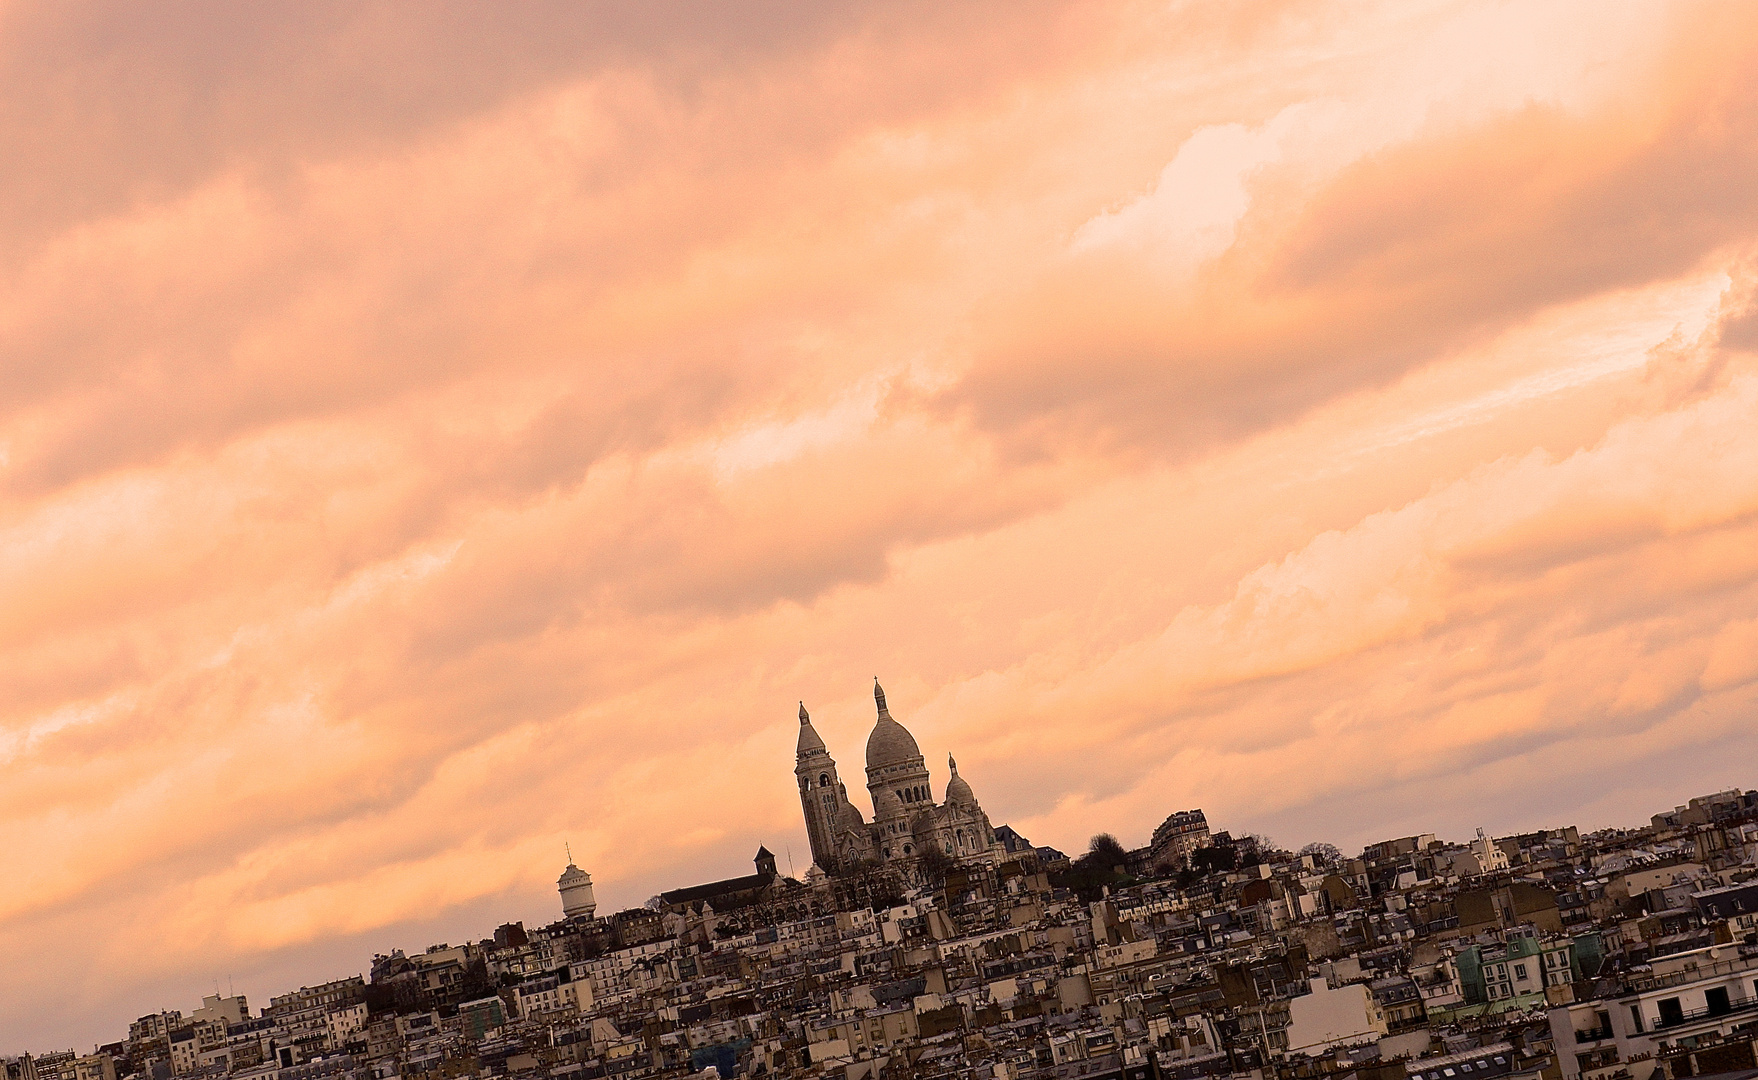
xmin=1412 ymin=1054 xmax=1506 ymax=1080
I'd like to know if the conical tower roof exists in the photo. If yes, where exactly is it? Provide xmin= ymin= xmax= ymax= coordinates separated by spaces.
xmin=796 ymin=701 xmax=827 ymax=757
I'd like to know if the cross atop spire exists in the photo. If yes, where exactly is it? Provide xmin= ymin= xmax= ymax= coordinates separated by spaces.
xmin=874 ymin=678 xmax=889 ymax=718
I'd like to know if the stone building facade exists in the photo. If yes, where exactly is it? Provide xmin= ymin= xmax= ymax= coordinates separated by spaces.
xmin=795 ymin=681 xmax=1001 ymax=874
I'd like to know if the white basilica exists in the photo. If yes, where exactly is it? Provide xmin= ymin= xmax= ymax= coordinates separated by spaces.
xmin=795 ymin=681 xmax=1001 ymax=874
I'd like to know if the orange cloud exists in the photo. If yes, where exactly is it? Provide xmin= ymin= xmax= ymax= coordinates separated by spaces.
xmin=5 ymin=0 xmax=1758 ymax=1051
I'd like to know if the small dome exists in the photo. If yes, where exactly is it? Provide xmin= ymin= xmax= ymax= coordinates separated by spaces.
xmin=945 ymin=754 xmax=977 ymax=807
xmin=796 ymin=702 xmax=827 ymax=756
xmin=865 ymin=681 xmax=922 ymax=770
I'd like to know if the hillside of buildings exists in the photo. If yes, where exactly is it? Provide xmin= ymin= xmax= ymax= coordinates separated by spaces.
xmin=9 ymin=786 xmax=1758 ymax=1080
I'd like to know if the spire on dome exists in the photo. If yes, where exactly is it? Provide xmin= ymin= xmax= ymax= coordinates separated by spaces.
xmin=874 ymin=678 xmax=889 ymax=719
xmin=945 ymin=754 xmax=977 ymax=808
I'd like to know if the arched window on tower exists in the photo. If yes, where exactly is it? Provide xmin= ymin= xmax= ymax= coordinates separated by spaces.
xmin=902 ymin=844 xmax=913 ymax=856
xmin=819 ymin=774 xmax=829 ymax=786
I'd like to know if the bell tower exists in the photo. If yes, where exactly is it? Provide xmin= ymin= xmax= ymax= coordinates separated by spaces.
xmin=795 ymin=702 xmax=847 ymax=872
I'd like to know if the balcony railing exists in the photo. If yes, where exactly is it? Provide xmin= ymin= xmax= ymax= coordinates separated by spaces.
xmin=1625 ymin=951 xmax=1758 ymax=994
xmin=1654 ymin=996 xmax=1758 ymax=1029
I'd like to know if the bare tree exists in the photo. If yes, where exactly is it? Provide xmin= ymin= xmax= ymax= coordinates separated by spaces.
xmin=1297 ymin=842 xmax=1343 ymax=867
xmin=1086 ymin=833 xmax=1129 ymax=871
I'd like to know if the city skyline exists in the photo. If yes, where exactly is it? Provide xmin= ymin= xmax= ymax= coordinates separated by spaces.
xmin=9 ymin=771 xmax=1753 ymax=1060
xmin=5 ymin=721 xmax=1751 ymax=1055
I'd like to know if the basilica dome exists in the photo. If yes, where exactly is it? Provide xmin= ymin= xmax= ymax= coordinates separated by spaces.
xmin=865 ymin=680 xmax=923 ymax=770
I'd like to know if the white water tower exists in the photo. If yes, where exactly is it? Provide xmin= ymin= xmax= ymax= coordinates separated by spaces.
xmin=558 ymin=850 xmax=597 ymax=921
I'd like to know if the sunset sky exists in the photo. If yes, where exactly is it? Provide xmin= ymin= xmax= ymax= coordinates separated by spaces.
xmin=7 ymin=0 xmax=1758 ymax=1050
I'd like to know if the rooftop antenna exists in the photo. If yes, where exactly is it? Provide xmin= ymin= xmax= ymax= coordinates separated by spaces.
xmin=786 ymin=845 xmax=795 ymax=877
xmin=566 ymin=841 xmax=574 ymax=865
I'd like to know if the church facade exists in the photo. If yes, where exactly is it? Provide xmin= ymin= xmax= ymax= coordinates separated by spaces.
xmin=795 ymin=681 xmax=1001 ymax=874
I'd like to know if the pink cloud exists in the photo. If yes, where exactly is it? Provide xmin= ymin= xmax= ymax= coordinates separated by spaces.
xmin=6 ymin=0 xmax=1758 ymax=1051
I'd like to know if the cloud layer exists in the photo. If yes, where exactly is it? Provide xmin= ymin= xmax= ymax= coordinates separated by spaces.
xmin=5 ymin=0 xmax=1758 ymax=1050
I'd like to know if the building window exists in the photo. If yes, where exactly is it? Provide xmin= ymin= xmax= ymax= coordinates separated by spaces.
xmin=1514 ymin=964 xmax=1527 ymax=980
